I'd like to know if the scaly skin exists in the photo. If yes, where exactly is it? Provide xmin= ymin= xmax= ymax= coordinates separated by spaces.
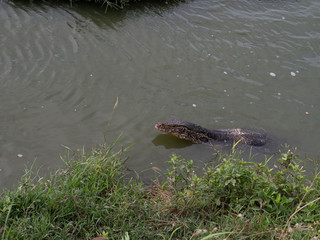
xmin=155 ymin=119 xmax=266 ymax=146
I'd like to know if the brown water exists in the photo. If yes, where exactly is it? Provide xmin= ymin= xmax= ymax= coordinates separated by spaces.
xmin=1 ymin=0 xmax=320 ymax=189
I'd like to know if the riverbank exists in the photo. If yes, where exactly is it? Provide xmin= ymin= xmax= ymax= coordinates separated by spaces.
xmin=0 ymin=141 xmax=319 ymax=239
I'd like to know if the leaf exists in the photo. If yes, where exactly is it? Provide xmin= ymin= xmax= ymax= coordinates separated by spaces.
xmin=275 ymin=193 xmax=281 ymax=205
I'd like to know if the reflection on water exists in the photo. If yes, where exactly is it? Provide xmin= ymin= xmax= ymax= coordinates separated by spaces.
xmin=152 ymin=134 xmax=193 ymax=149
xmin=0 ymin=0 xmax=319 ymax=189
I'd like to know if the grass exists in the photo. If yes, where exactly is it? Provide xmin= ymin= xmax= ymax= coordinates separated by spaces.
xmin=0 ymin=140 xmax=319 ymax=239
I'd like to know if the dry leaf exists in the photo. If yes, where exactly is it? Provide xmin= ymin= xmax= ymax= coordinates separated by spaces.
xmin=113 ymin=97 xmax=119 ymax=110
xmin=151 ymin=167 xmax=161 ymax=173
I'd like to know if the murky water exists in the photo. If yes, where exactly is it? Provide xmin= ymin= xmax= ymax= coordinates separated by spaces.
xmin=1 ymin=0 xmax=319 ymax=189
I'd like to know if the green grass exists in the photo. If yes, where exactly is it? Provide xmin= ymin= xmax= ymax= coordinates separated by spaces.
xmin=0 ymin=140 xmax=319 ymax=239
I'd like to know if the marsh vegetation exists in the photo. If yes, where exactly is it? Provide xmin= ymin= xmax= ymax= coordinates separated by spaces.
xmin=0 ymin=141 xmax=319 ymax=239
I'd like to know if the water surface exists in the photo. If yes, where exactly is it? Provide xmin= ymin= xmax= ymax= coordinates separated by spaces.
xmin=1 ymin=0 xmax=319 ymax=189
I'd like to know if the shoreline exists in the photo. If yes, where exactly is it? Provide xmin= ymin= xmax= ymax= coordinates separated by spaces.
xmin=0 ymin=140 xmax=319 ymax=239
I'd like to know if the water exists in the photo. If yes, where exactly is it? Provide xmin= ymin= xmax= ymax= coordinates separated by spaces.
xmin=1 ymin=0 xmax=319 ymax=189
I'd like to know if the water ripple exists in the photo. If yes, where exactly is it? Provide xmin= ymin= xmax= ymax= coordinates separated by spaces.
xmin=0 ymin=0 xmax=320 ymax=189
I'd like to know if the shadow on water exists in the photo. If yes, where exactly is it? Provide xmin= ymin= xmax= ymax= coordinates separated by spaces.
xmin=9 ymin=0 xmax=187 ymax=26
xmin=152 ymin=133 xmax=193 ymax=149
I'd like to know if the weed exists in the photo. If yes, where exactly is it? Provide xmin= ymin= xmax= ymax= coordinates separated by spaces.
xmin=0 ymin=143 xmax=319 ymax=239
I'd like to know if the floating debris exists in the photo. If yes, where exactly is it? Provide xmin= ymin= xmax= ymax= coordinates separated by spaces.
xmin=113 ymin=97 xmax=119 ymax=110
xmin=290 ymin=72 xmax=296 ymax=76
xmin=192 ymin=104 xmax=197 ymax=108
xmin=151 ymin=167 xmax=161 ymax=173
xmin=17 ymin=154 xmax=23 ymax=158
xmin=270 ymin=72 xmax=276 ymax=77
